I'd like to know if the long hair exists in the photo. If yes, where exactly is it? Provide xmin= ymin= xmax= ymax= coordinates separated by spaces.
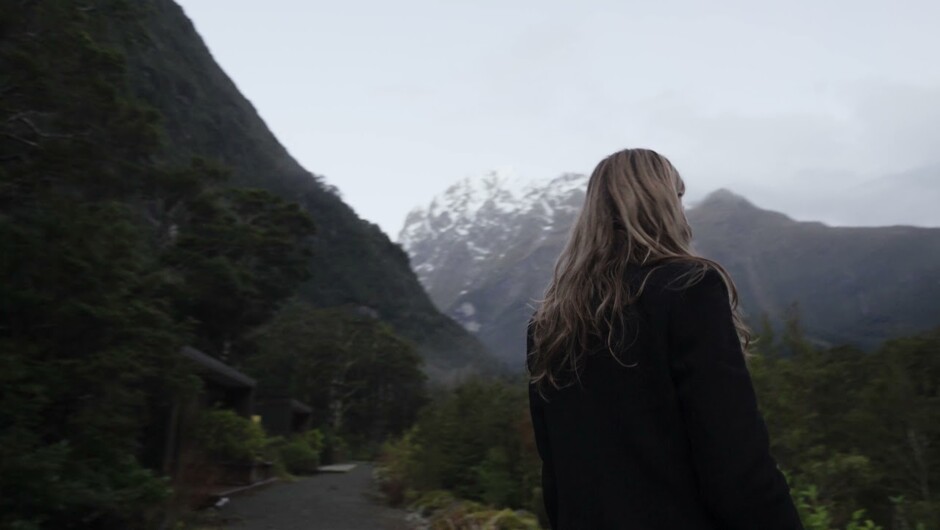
xmin=528 ymin=148 xmax=749 ymax=395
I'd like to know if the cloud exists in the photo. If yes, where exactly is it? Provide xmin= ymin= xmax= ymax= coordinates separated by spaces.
xmin=624 ymin=82 xmax=940 ymax=226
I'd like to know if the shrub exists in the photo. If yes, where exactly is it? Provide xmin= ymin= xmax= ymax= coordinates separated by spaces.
xmin=476 ymin=509 xmax=541 ymax=530
xmin=376 ymin=428 xmax=421 ymax=505
xmin=428 ymin=500 xmax=486 ymax=530
xmin=410 ymin=490 xmax=457 ymax=516
xmin=321 ymin=429 xmax=350 ymax=465
xmin=278 ymin=437 xmax=320 ymax=474
xmin=193 ymin=409 xmax=266 ymax=462
xmin=475 ymin=447 xmax=518 ymax=508
xmin=304 ymin=429 xmax=325 ymax=456
xmin=429 ymin=501 xmax=540 ymax=530
xmin=794 ymin=484 xmax=882 ymax=530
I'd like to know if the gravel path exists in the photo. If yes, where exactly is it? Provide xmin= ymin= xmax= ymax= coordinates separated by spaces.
xmin=219 ymin=463 xmax=412 ymax=530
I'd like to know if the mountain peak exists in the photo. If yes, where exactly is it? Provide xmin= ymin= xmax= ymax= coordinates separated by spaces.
xmin=689 ymin=188 xmax=797 ymax=227
xmin=398 ymin=171 xmax=588 ymax=250
xmin=398 ymin=171 xmax=590 ymax=312
xmin=699 ymin=188 xmax=755 ymax=208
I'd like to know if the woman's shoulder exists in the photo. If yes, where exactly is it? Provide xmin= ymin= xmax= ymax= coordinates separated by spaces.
xmin=626 ymin=260 xmax=731 ymax=334
xmin=634 ymin=258 xmax=720 ymax=288
xmin=630 ymin=259 xmax=729 ymax=310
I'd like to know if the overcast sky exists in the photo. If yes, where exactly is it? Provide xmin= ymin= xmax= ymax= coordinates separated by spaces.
xmin=176 ymin=0 xmax=940 ymax=236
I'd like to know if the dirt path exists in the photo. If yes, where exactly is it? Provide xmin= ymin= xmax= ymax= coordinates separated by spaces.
xmin=219 ymin=463 xmax=412 ymax=530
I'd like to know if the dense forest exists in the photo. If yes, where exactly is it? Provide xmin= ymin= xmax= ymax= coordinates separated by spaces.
xmin=377 ymin=320 xmax=940 ymax=530
xmin=0 ymin=2 xmax=426 ymax=528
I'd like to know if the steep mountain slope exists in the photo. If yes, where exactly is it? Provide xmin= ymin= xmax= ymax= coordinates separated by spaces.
xmin=400 ymin=177 xmax=940 ymax=366
xmin=688 ymin=190 xmax=940 ymax=348
xmin=117 ymin=0 xmax=494 ymax=378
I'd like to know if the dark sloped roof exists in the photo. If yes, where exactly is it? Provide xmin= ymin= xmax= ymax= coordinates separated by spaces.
xmin=180 ymin=346 xmax=256 ymax=389
xmin=257 ymin=398 xmax=312 ymax=415
xmin=289 ymin=399 xmax=312 ymax=414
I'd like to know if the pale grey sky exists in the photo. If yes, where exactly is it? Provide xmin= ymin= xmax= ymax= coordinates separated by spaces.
xmin=176 ymin=0 xmax=940 ymax=235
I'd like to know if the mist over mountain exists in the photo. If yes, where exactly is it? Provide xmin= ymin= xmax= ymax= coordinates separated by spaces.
xmin=747 ymin=165 xmax=940 ymax=228
xmin=842 ymin=166 xmax=940 ymax=226
xmin=399 ymin=173 xmax=940 ymax=367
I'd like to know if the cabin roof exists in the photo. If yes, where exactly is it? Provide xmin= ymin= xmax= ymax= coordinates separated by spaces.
xmin=180 ymin=346 xmax=256 ymax=389
xmin=288 ymin=399 xmax=312 ymax=414
xmin=257 ymin=397 xmax=312 ymax=414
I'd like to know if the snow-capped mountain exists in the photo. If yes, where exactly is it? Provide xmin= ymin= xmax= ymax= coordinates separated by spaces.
xmin=400 ymin=173 xmax=940 ymax=367
xmin=399 ymin=170 xmax=587 ymax=322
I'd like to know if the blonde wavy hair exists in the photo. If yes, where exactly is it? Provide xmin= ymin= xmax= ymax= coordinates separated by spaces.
xmin=528 ymin=148 xmax=750 ymax=394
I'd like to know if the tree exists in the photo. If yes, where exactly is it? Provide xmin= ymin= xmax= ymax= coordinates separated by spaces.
xmin=162 ymin=184 xmax=315 ymax=359
xmin=0 ymin=2 xmax=317 ymax=527
xmin=749 ymin=313 xmax=940 ymax=528
xmin=858 ymin=330 xmax=940 ymax=526
xmin=245 ymin=303 xmax=427 ymax=451
xmin=0 ymin=3 xmax=189 ymax=527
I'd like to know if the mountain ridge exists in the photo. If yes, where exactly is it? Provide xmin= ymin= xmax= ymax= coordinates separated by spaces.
xmin=400 ymin=172 xmax=940 ymax=365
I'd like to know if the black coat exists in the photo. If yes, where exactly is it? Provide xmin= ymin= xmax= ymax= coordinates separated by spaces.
xmin=527 ymin=263 xmax=804 ymax=530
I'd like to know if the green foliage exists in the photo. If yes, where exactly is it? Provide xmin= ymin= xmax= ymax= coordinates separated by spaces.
xmin=193 ymin=410 xmax=266 ymax=463
xmin=0 ymin=436 xmax=172 ymax=530
xmin=320 ymin=428 xmax=352 ymax=466
xmin=410 ymin=490 xmax=458 ymax=516
xmin=381 ymin=323 xmax=939 ymax=530
xmin=0 ymin=4 xmax=189 ymax=527
xmin=163 ymin=186 xmax=315 ymax=358
xmin=428 ymin=502 xmax=541 ymax=530
xmin=0 ymin=2 xmax=316 ymax=527
xmin=277 ymin=437 xmax=320 ymax=475
xmin=750 ymin=317 xmax=940 ymax=528
xmin=475 ymin=448 xmax=518 ymax=508
xmin=304 ymin=428 xmax=326 ymax=455
xmin=244 ymin=302 xmax=427 ymax=452
xmin=273 ymin=428 xmax=325 ymax=475
xmin=377 ymin=429 xmax=424 ymax=505
xmin=411 ymin=378 xmax=537 ymax=506
xmin=378 ymin=377 xmax=544 ymax=523
xmin=794 ymin=484 xmax=882 ymax=530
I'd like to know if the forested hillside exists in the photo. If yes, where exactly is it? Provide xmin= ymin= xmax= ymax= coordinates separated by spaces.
xmin=120 ymin=0 xmax=495 ymax=378
xmin=0 ymin=1 xmax=466 ymax=528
